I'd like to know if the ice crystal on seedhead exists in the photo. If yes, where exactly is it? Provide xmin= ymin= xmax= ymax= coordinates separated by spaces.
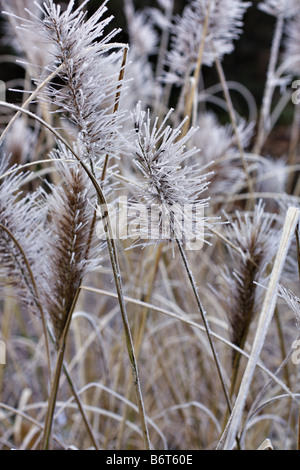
xmin=164 ymin=0 xmax=251 ymax=85
xmin=124 ymin=102 xmax=212 ymax=247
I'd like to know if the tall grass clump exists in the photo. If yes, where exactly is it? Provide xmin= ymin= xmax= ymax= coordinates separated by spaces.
xmin=1 ymin=0 xmax=300 ymax=451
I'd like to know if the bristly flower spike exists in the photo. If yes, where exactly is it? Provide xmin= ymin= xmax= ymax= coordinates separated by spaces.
xmin=163 ymin=0 xmax=251 ymax=85
xmin=211 ymin=201 xmax=280 ymax=365
xmin=124 ymin=102 xmax=213 ymax=248
xmin=40 ymin=145 xmax=102 ymax=344
xmin=19 ymin=0 xmax=127 ymax=170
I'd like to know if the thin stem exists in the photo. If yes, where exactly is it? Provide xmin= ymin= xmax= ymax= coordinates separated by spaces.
xmin=0 ymin=102 xmax=77 ymax=155
xmin=41 ymin=338 xmax=66 ymax=450
xmin=75 ymin=161 xmax=151 ymax=450
xmin=79 ymin=151 xmax=151 ymax=450
xmin=47 ymin=326 xmax=100 ymax=450
xmin=0 ymin=63 xmax=65 ymax=146
xmin=155 ymin=1 xmax=174 ymax=83
xmin=295 ymin=222 xmax=300 ymax=451
xmin=213 ymin=55 xmax=255 ymax=206
xmin=295 ymin=223 xmax=300 ymax=279
xmin=117 ymin=244 xmax=163 ymax=449
xmin=101 ymin=46 xmax=128 ymax=183
xmin=274 ymin=306 xmax=290 ymax=390
xmin=41 ymin=288 xmax=81 ymax=450
xmin=182 ymin=0 xmax=213 ymax=136
xmin=298 ymin=404 xmax=300 ymax=450
xmin=176 ymin=239 xmax=232 ymax=415
xmin=253 ymin=13 xmax=285 ymax=155
xmin=104 ymin=223 xmax=151 ymax=449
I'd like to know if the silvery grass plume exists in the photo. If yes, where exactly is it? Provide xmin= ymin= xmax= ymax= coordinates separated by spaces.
xmin=124 ymin=0 xmax=158 ymax=58
xmin=0 ymin=0 xmax=51 ymax=69
xmin=0 ymin=156 xmax=44 ymax=316
xmin=212 ymin=201 xmax=279 ymax=365
xmin=258 ymin=0 xmax=299 ymax=17
xmin=20 ymin=0 xmax=126 ymax=170
xmin=40 ymin=145 xmax=102 ymax=344
xmin=123 ymin=102 xmax=212 ymax=248
xmin=163 ymin=0 xmax=251 ymax=85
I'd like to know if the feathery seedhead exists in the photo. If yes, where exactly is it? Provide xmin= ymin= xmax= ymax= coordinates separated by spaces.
xmin=40 ymin=145 xmax=102 ymax=343
xmin=123 ymin=102 xmax=212 ymax=247
xmin=124 ymin=0 xmax=159 ymax=58
xmin=224 ymin=201 xmax=278 ymax=268
xmin=163 ymin=0 xmax=251 ymax=85
xmin=212 ymin=201 xmax=279 ymax=357
xmin=256 ymin=156 xmax=287 ymax=195
xmin=22 ymin=0 xmax=126 ymax=167
xmin=258 ymin=0 xmax=299 ymax=18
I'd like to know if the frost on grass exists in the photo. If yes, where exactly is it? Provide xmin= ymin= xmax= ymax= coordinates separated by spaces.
xmin=20 ymin=0 xmax=126 ymax=168
xmin=0 ymin=156 xmax=45 ymax=316
xmin=123 ymin=102 xmax=213 ymax=248
xmin=163 ymin=0 xmax=251 ymax=85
